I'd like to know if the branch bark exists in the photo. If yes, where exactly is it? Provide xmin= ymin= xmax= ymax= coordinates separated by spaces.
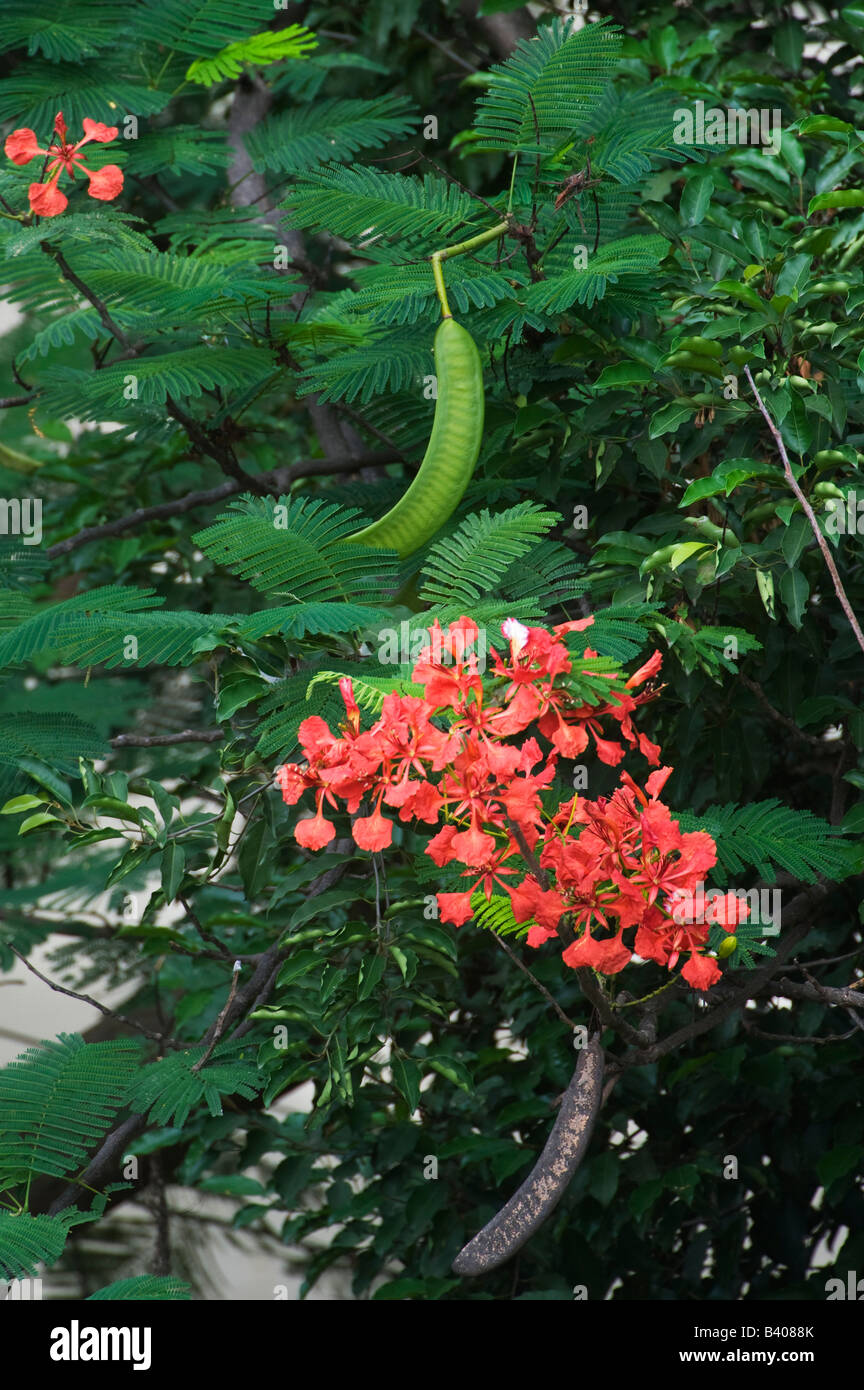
xmin=46 ymin=450 xmax=398 ymax=558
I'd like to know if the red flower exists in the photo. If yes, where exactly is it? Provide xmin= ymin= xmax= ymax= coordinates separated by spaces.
xmin=437 ymin=891 xmax=475 ymax=926
xmin=273 ymin=617 xmax=737 ymax=994
xmin=295 ymin=798 xmax=336 ymax=850
xmin=705 ymin=892 xmax=750 ymax=928
xmin=352 ymin=803 xmax=393 ymax=851
xmin=5 ymin=111 xmax=123 ymax=217
xmin=681 ymin=952 xmax=722 ymax=991
xmin=562 ymin=929 xmax=632 ymax=975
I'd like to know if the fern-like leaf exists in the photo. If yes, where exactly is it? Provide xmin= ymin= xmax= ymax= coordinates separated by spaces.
xmin=419 ymin=503 xmax=564 ymax=608
xmin=245 ymin=96 xmax=417 ymax=174
xmin=128 ymin=1042 xmax=263 ymax=1127
xmin=193 ymin=496 xmax=398 ymax=603
xmin=678 ymin=801 xmax=862 ymax=884
xmin=0 ymin=1034 xmax=142 ymax=1190
xmin=469 ymin=892 xmax=524 ymax=938
xmin=185 ymin=24 xmax=316 ymax=86
xmin=283 ymin=164 xmax=478 ymax=247
xmin=0 ymin=1213 xmax=71 ymax=1279
xmin=471 ymin=17 xmax=622 ymax=155
xmin=40 ymin=348 xmax=277 ymax=419
xmin=87 ymin=1275 xmax=193 ymax=1300
xmin=297 ymin=324 xmax=436 ymax=404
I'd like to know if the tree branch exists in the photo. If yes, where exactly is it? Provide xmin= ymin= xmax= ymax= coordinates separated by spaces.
xmin=46 ymin=450 xmax=398 ymax=558
xmin=619 ymin=884 xmax=829 ymax=1067
xmin=110 ymin=729 xmax=224 ymax=748
xmin=744 ymin=364 xmax=864 ymax=656
xmin=8 ymin=945 xmax=164 ymax=1043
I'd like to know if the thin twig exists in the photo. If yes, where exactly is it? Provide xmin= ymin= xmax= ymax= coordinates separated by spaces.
xmin=744 ymin=364 xmax=864 ymax=656
xmin=8 ymin=946 xmax=163 ymax=1042
xmin=191 ymin=960 xmax=242 ymax=1072
xmin=110 ymin=730 xmax=224 ymax=748
xmin=492 ymin=931 xmax=577 ymax=1030
xmin=47 ymin=451 xmax=398 ymax=558
xmin=413 ymin=25 xmax=480 ymax=73
xmin=739 ymin=673 xmax=824 ymax=749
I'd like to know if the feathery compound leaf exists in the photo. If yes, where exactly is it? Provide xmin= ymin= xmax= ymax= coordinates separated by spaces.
xmin=469 ymin=892 xmax=524 ymax=938
xmin=0 ymin=61 xmax=169 ymax=129
xmin=0 ymin=585 xmax=236 ymax=672
xmin=245 ymin=96 xmax=418 ymax=174
xmin=419 ymin=504 xmax=563 ymax=608
xmin=345 ymin=259 xmax=520 ymax=327
xmin=134 ymin=0 xmax=278 ymax=56
xmin=0 ymin=1034 xmax=142 ymax=1189
xmin=185 ymin=25 xmax=317 ymax=86
xmin=55 ymin=609 xmax=236 ymax=669
xmin=284 ymin=164 xmax=478 ymax=246
xmin=0 ymin=0 xmax=120 ymax=61
xmin=194 ymin=496 xmax=398 ymax=602
xmin=122 ymin=126 xmax=231 ymax=178
xmin=128 ymin=1043 xmax=263 ymax=1127
xmin=678 ymin=801 xmax=862 ymax=884
xmin=306 ymin=667 xmax=423 ymax=717
xmin=88 ymin=1275 xmax=192 ymax=1300
xmin=523 ymin=235 xmax=668 ymax=312
xmin=236 ymin=601 xmax=392 ymax=641
xmin=580 ymin=85 xmax=704 ymax=182
xmin=472 ymin=17 xmax=621 ymax=155
xmin=0 ymin=1213 xmax=71 ymax=1279
xmin=256 ymin=668 xmax=346 ymax=760
xmin=0 ymin=713 xmax=106 ymax=777
xmin=297 ymin=325 xmax=436 ymax=404
xmin=40 ymin=348 xmax=277 ymax=419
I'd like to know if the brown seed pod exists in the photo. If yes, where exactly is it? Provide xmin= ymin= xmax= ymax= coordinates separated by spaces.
xmin=452 ymin=1032 xmax=605 ymax=1276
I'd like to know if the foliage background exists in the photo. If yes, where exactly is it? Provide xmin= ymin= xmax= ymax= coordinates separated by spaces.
xmin=0 ymin=0 xmax=862 ymax=1301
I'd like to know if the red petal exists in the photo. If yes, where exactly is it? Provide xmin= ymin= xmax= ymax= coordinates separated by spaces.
xmin=681 ymin=952 xmax=722 ymax=991
xmin=295 ymin=812 xmax=335 ymax=850
xmin=28 ymin=181 xmax=68 ymax=216
xmin=85 ymin=164 xmax=123 ymax=201
xmin=437 ymin=891 xmax=474 ymax=926
xmin=80 ymin=118 xmax=119 ymax=144
xmin=352 ymin=809 xmax=393 ymax=851
xmin=4 ymin=128 xmax=42 ymax=165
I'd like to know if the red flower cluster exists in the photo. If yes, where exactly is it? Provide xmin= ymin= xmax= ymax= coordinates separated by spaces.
xmin=4 ymin=111 xmax=123 ymax=217
xmin=277 ymin=617 xmax=747 ymax=991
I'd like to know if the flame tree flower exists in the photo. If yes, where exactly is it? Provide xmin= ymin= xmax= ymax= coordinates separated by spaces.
xmin=4 ymin=111 xmax=123 ymax=217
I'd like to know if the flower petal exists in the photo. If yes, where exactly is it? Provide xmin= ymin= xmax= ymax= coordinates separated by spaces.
xmin=84 ymin=164 xmax=123 ymax=201
xmin=5 ymin=128 xmax=42 ymax=165
xmin=28 ymin=181 xmax=68 ymax=217
xmin=79 ymin=118 xmax=119 ymax=145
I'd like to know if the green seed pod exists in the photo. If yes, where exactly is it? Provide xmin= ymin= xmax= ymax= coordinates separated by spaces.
xmin=743 ymin=501 xmax=780 ymax=527
xmin=810 ymin=279 xmax=850 ymax=294
xmin=813 ymin=481 xmax=845 ymax=500
xmin=353 ymin=316 xmax=484 ymax=558
xmin=675 ymin=336 xmax=724 ymax=358
xmin=664 ymin=351 xmax=726 ymax=380
xmin=683 ymin=515 xmax=741 ymax=546
xmin=812 ymin=449 xmax=851 ymax=469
